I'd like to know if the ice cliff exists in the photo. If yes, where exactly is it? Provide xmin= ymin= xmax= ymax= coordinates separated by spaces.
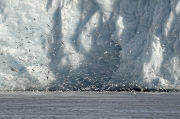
xmin=0 ymin=0 xmax=180 ymax=91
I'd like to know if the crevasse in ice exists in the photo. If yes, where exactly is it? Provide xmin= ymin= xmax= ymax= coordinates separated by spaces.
xmin=0 ymin=0 xmax=180 ymax=91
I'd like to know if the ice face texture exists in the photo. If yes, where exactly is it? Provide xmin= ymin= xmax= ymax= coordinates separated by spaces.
xmin=0 ymin=0 xmax=180 ymax=91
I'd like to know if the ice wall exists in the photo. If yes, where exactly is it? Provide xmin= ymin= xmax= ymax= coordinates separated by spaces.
xmin=0 ymin=0 xmax=180 ymax=91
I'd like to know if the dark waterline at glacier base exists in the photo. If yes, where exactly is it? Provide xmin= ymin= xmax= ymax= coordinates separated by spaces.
xmin=1 ymin=88 xmax=180 ymax=92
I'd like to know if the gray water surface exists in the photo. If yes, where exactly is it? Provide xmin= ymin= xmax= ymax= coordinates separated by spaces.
xmin=0 ymin=92 xmax=180 ymax=119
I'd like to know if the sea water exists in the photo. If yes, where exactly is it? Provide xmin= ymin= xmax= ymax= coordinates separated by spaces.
xmin=0 ymin=91 xmax=179 ymax=119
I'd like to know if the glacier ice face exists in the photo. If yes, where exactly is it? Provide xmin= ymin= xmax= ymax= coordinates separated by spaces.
xmin=0 ymin=0 xmax=180 ymax=91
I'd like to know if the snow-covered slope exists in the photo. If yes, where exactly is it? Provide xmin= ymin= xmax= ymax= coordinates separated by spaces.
xmin=0 ymin=0 xmax=180 ymax=91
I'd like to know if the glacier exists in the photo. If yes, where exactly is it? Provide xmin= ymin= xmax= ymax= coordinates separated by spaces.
xmin=0 ymin=0 xmax=180 ymax=91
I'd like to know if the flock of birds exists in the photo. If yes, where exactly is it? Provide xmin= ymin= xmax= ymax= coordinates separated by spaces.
xmin=0 ymin=1 xmax=123 ymax=92
xmin=0 ymin=0 xmax=179 ymax=93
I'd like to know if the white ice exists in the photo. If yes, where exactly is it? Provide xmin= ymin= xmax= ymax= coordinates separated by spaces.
xmin=0 ymin=0 xmax=180 ymax=91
